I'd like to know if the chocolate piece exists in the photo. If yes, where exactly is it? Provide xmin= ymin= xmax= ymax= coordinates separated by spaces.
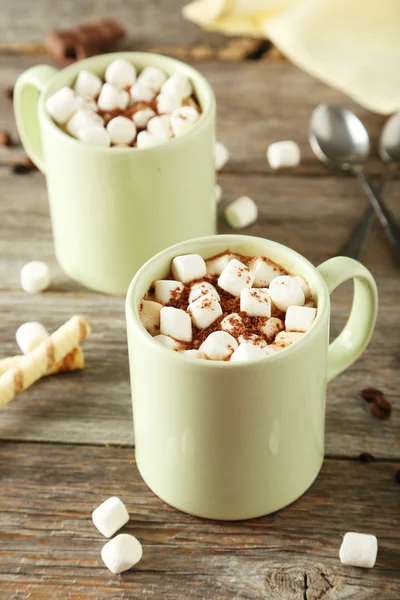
xmin=359 ymin=452 xmax=375 ymax=463
xmin=0 ymin=131 xmax=12 ymax=147
xmin=46 ymin=18 xmax=126 ymax=65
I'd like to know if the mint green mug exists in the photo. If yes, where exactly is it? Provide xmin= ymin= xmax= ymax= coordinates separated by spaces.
xmin=126 ymin=234 xmax=378 ymax=520
xmin=14 ymin=53 xmax=216 ymax=295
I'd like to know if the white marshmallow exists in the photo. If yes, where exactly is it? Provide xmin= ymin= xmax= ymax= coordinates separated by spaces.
xmin=161 ymin=72 xmax=193 ymax=100
xmin=183 ymin=349 xmax=206 ymax=359
xmin=225 ymin=196 xmax=258 ymax=229
xmin=154 ymin=334 xmax=182 ymax=350
xmin=132 ymin=107 xmax=156 ymax=129
xmin=189 ymin=293 xmax=222 ymax=330
xmin=92 ymin=496 xmax=129 ymax=538
xmin=105 ymin=58 xmax=136 ymax=89
xmin=118 ymin=89 xmax=130 ymax=110
xmin=218 ymin=259 xmax=254 ymax=297
xmin=267 ymin=140 xmax=301 ymax=170
xmin=77 ymin=126 xmax=111 ymax=147
xmin=263 ymin=344 xmax=279 ymax=356
xmin=74 ymin=70 xmax=102 ymax=98
xmin=16 ymin=321 xmax=49 ymax=354
xmin=230 ymin=343 xmax=266 ymax=362
xmin=206 ymin=252 xmax=236 ymax=275
xmin=45 ymin=87 xmax=77 ymax=124
xmin=160 ymin=307 xmax=192 ymax=342
xmin=154 ymin=280 xmax=184 ymax=305
xmin=130 ymin=82 xmax=155 ymax=104
xmin=240 ymin=288 xmax=271 ymax=317
xmin=293 ymin=275 xmax=311 ymax=298
xmin=136 ymin=130 xmax=168 ymax=148
xmin=170 ymin=106 xmax=199 ymax=137
xmin=199 ymin=331 xmax=238 ymax=360
xmin=220 ymin=313 xmax=244 ymax=336
xmin=269 ymin=276 xmax=305 ymax=311
xmin=285 ymin=305 xmax=317 ymax=333
xmin=188 ymin=281 xmax=220 ymax=304
xmin=172 ymin=254 xmax=206 ymax=283
xmin=260 ymin=317 xmax=284 ymax=342
xmin=215 ymin=184 xmax=222 ymax=203
xmin=20 ymin=261 xmax=50 ymax=294
xmin=75 ymin=96 xmax=98 ymax=112
xmin=215 ymin=141 xmax=229 ymax=170
xmin=274 ymin=331 xmax=305 ymax=348
xmin=106 ymin=116 xmax=137 ymax=145
xmin=238 ymin=333 xmax=267 ymax=348
xmin=137 ymin=66 xmax=168 ymax=92
xmin=113 ymin=144 xmax=130 ymax=148
xmin=139 ymin=299 xmax=162 ymax=336
xmin=66 ymin=109 xmax=104 ymax=138
xmin=147 ymin=115 xmax=172 ymax=138
xmin=339 ymin=532 xmax=378 ymax=569
xmin=156 ymin=92 xmax=182 ymax=114
xmin=97 ymin=83 xmax=120 ymax=111
xmin=101 ymin=533 xmax=142 ymax=574
xmin=249 ymin=256 xmax=286 ymax=287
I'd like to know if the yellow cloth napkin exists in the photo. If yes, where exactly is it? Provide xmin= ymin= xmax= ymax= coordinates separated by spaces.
xmin=183 ymin=0 xmax=400 ymax=114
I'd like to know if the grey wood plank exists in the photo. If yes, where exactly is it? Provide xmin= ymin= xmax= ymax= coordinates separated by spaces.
xmin=0 ymin=442 xmax=399 ymax=599
xmin=0 ymin=168 xmax=398 ymax=458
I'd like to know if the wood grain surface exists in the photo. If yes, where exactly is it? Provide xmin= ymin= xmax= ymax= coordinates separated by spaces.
xmin=0 ymin=1 xmax=399 ymax=598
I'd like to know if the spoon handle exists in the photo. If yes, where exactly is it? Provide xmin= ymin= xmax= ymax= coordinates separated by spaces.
xmin=351 ymin=167 xmax=400 ymax=265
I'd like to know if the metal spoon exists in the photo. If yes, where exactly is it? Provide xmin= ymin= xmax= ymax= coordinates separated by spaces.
xmin=337 ymin=111 xmax=400 ymax=259
xmin=309 ymin=104 xmax=400 ymax=264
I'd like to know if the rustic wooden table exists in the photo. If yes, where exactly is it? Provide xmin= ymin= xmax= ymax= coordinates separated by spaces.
xmin=0 ymin=2 xmax=399 ymax=599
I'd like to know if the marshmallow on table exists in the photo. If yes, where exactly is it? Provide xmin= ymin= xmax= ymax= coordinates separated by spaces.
xmin=188 ymin=281 xmax=220 ymax=304
xmin=269 ymin=276 xmax=305 ymax=311
xmin=106 ymin=116 xmax=137 ymax=145
xmin=285 ymin=305 xmax=317 ymax=333
xmin=20 ymin=261 xmax=50 ymax=294
xmin=206 ymin=252 xmax=235 ymax=275
xmin=172 ymin=254 xmax=206 ymax=283
xmin=101 ymin=533 xmax=143 ymax=574
xmin=154 ymin=280 xmax=184 ymax=305
xmin=218 ymin=259 xmax=255 ymax=297
xmin=274 ymin=331 xmax=304 ymax=348
xmin=161 ymin=72 xmax=193 ymax=100
xmin=147 ymin=115 xmax=173 ymax=138
xmin=156 ymin=92 xmax=182 ymax=115
xmin=74 ymin=70 xmax=102 ymax=98
xmin=92 ymin=496 xmax=129 ymax=538
xmin=260 ymin=317 xmax=284 ymax=342
xmin=130 ymin=82 xmax=155 ymax=104
xmin=139 ymin=300 xmax=162 ymax=336
xmin=118 ymin=89 xmax=130 ymax=110
xmin=45 ymin=87 xmax=77 ymax=124
xmin=238 ymin=333 xmax=267 ymax=348
xmin=215 ymin=184 xmax=222 ymax=203
xmin=220 ymin=313 xmax=244 ymax=335
xmin=170 ymin=106 xmax=199 ymax=137
xmin=199 ymin=331 xmax=238 ymax=360
xmin=137 ymin=66 xmax=168 ymax=92
xmin=189 ymin=293 xmax=222 ymax=329
xmin=160 ymin=307 xmax=192 ymax=342
xmin=215 ymin=141 xmax=229 ymax=170
xmin=154 ymin=334 xmax=182 ymax=350
xmin=267 ymin=140 xmax=301 ymax=170
xmin=133 ymin=107 xmax=156 ymax=129
xmin=105 ymin=58 xmax=136 ymax=88
xmin=339 ymin=532 xmax=378 ymax=569
xmin=16 ymin=322 xmax=49 ymax=354
xmin=249 ymin=256 xmax=286 ymax=287
xmin=97 ymin=83 xmax=120 ymax=111
xmin=230 ymin=342 xmax=266 ymax=362
xmin=293 ymin=275 xmax=311 ymax=298
xmin=77 ymin=126 xmax=111 ymax=147
xmin=183 ymin=349 xmax=206 ymax=359
xmin=225 ymin=196 xmax=258 ymax=229
xmin=66 ymin=109 xmax=104 ymax=138
xmin=240 ymin=288 xmax=271 ymax=317
xmin=136 ymin=130 xmax=168 ymax=148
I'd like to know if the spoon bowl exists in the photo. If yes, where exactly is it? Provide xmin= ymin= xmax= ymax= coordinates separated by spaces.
xmin=309 ymin=104 xmax=370 ymax=168
xmin=379 ymin=111 xmax=400 ymax=164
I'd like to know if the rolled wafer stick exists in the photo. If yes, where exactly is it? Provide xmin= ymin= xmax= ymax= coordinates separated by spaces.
xmin=0 ymin=346 xmax=84 ymax=377
xmin=0 ymin=315 xmax=90 ymax=409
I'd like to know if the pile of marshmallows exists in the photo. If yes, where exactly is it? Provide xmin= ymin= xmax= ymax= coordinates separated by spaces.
xmin=45 ymin=58 xmax=200 ymax=148
xmin=140 ymin=252 xmax=317 ymax=361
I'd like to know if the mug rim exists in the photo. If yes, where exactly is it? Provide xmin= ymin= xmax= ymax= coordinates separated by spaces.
xmin=126 ymin=234 xmax=330 ymax=368
xmin=38 ymin=51 xmax=216 ymax=154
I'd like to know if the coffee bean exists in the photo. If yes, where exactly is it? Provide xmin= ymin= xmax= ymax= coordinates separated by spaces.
xmin=12 ymin=164 xmax=30 ymax=175
xmin=0 ymin=130 xmax=12 ymax=147
xmin=359 ymin=452 xmax=375 ymax=462
xmin=370 ymin=401 xmax=390 ymax=419
xmin=21 ymin=156 xmax=36 ymax=170
xmin=361 ymin=388 xmax=384 ymax=403
xmin=4 ymin=87 xmax=14 ymax=100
